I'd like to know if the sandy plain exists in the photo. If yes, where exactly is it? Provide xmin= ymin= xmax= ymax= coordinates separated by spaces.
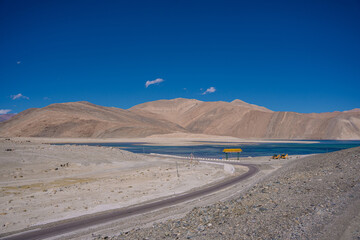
xmin=0 ymin=137 xmax=249 ymax=235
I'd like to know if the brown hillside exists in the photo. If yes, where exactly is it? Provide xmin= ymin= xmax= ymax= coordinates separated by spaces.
xmin=0 ymin=101 xmax=186 ymax=138
xmin=0 ymin=113 xmax=16 ymax=122
xmin=130 ymin=98 xmax=202 ymax=126
xmin=1 ymin=99 xmax=359 ymax=139
xmin=231 ymin=99 xmax=273 ymax=112
xmin=131 ymin=98 xmax=360 ymax=139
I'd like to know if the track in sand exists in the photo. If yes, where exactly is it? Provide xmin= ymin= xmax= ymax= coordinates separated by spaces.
xmin=2 ymin=163 xmax=258 ymax=240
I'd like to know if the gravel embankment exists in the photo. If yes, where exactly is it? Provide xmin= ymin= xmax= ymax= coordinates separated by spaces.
xmin=95 ymin=147 xmax=360 ymax=240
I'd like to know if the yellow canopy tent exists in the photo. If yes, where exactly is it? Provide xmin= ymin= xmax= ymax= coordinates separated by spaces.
xmin=223 ymin=148 xmax=242 ymax=160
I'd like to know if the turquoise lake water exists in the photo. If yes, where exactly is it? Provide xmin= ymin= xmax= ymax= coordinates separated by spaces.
xmin=61 ymin=140 xmax=360 ymax=158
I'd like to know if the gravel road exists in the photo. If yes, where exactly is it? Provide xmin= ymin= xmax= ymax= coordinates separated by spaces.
xmin=95 ymin=147 xmax=360 ymax=240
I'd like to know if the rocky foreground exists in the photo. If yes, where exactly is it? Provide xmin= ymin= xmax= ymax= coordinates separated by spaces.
xmin=95 ymin=147 xmax=360 ymax=240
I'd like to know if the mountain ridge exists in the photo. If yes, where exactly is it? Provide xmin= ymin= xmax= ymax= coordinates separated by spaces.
xmin=1 ymin=99 xmax=359 ymax=139
xmin=0 ymin=113 xmax=16 ymax=122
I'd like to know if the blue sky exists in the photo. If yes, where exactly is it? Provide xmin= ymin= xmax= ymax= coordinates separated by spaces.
xmin=1 ymin=0 xmax=359 ymax=114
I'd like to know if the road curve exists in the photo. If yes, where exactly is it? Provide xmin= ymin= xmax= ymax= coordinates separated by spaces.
xmin=2 ymin=163 xmax=258 ymax=240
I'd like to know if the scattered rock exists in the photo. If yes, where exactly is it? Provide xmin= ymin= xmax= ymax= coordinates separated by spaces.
xmin=102 ymin=147 xmax=360 ymax=240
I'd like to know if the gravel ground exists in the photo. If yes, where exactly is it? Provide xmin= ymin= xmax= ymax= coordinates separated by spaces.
xmin=0 ymin=139 xmax=227 ymax=235
xmin=95 ymin=147 xmax=360 ymax=240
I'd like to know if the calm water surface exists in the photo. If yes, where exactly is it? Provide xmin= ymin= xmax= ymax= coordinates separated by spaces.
xmin=60 ymin=140 xmax=360 ymax=158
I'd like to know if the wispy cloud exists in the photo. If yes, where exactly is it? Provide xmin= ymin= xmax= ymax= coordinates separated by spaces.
xmin=145 ymin=78 xmax=164 ymax=88
xmin=202 ymin=87 xmax=216 ymax=95
xmin=43 ymin=97 xmax=50 ymax=100
xmin=11 ymin=93 xmax=29 ymax=100
xmin=0 ymin=109 xmax=11 ymax=115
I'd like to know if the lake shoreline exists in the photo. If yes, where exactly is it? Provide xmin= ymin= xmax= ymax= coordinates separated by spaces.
xmin=5 ymin=134 xmax=321 ymax=146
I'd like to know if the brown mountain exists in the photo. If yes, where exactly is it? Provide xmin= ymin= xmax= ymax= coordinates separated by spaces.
xmin=0 ymin=101 xmax=186 ymax=138
xmin=0 ymin=114 xmax=16 ymax=122
xmin=230 ymin=99 xmax=273 ymax=112
xmin=131 ymin=98 xmax=360 ymax=140
xmin=0 ymin=99 xmax=359 ymax=139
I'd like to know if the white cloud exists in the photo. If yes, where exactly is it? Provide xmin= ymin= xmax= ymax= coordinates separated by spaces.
xmin=43 ymin=97 xmax=50 ymax=100
xmin=145 ymin=78 xmax=164 ymax=88
xmin=11 ymin=93 xmax=29 ymax=100
xmin=0 ymin=109 xmax=11 ymax=115
xmin=17 ymin=61 xmax=21 ymax=64
xmin=202 ymin=87 xmax=216 ymax=95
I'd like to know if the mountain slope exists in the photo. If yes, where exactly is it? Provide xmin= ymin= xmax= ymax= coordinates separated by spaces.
xmin=0 ymin=114 xmax=16 ymax=122
xmin=131 ymin=98 xmax=360 ymax=139
xmin=1 ymin=99 xmax=359 ymax=139
xmin=231 ymin=99 xmax=273 ymax=112
xmin=130 ymin=98 xmax=202 ymax=126
xmin=0 ymin=101 xmax=186 ymax=138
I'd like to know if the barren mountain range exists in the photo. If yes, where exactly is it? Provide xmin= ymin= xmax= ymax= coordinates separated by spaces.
xmin=0 ymin=114 xmax=15 ymax=122
xmin=0 ymin=98 xmax=359 ymax=139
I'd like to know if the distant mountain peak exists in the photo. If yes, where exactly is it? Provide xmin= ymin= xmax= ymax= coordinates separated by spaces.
xmin=231 ymin=99 xmax=247 ymax=104
xmin=345 ymin=108 xmax=360 ymax=113
xmin=231 ymin=99 xmax=273 ymax=112
xmin=75 ymin=101 xmax=93 ymax=104
xmin=163 ymin=98 xmax=202 ymax=103
xmin=131 ymin=98 xmax=202 ymax=109
xmin=1 ymin=98 xmax=359 ymax=139
xmin=0 ymin=113 xmax=16 ymax=122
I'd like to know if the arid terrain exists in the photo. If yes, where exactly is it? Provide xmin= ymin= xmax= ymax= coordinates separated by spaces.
xmin=0 ymin=114 xmax=15 ymax=123
xmin=0 ymin=138 xmax=245 ymax=235
xmin=0 ymin=98 xmax=359 ymax=139
xmin=0 ymin=98 xmax=359 ymax=238
xmin=95 ymin=146 xmax=360 ymax=240
xmin=0 ymin=137 xmax=359 ymax=240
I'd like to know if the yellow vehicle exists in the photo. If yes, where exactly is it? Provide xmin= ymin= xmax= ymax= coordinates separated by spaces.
xmin=280 ymin=154 xmax=288 ymax=159
xmin=272 ymin=154 xmax=280 ymax=159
